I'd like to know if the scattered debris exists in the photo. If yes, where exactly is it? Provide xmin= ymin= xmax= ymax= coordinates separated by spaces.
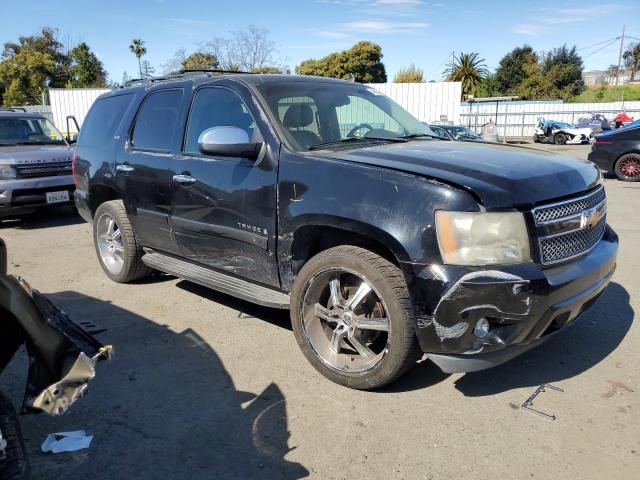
xmin=41 ymin=430 xmax=93 ymax=454
xmin=521 ymin=384 xmax=564 ymax=421
xmin=602 ymin=381 xmax=634 ymax=399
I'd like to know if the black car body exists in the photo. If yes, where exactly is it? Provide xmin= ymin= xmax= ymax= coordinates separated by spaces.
xmin=589 ymin=121 xmax=640 ymax=181
xmin=73 ymin=72 xmax=618 ymax=389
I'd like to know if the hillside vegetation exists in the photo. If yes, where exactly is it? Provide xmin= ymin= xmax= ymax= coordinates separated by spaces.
xmin=570 ymin=84 xmax=640 ymax=103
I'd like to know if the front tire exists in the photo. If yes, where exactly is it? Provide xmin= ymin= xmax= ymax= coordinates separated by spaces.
xmin=93 ymin=200 xmax=152 ymax=283
xmin=0 ymin=392 xmax=30 ymax=480
xmin=615 ymin=153 xmax=640 ymax=181
xmin=290 ymin=246 xmax=419 ymax=390
xmin=554 ymin=133 xmax=567 ymax=145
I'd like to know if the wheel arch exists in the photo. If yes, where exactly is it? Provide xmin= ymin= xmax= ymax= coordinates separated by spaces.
xmin=89 ymin=184 xmax=120 ymax=217
xmin=280 ymin=217 xmax=411 ymax=291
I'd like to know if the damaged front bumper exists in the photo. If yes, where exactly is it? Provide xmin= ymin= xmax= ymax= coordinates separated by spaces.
xmin=0 ymin=272 xmax=111 ymax=415
xmin=406 ymin=225 xmax=618 ymax=373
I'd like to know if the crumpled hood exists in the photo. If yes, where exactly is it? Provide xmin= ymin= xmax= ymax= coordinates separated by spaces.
xmin=0 ymin=145 xmax=71 ymax=165
xmin=319 ymin=140 xmax=600 ymax=208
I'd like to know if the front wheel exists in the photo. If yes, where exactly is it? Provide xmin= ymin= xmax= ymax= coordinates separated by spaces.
xmin=0 ymin=392 xmax=30 ymax=480
xmin=615 ymin=153 xmax=640 ymax=181
xmin=290 ymin=246 xmax=419 ymax=390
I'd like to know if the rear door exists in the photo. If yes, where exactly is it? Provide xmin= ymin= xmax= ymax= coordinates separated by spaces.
xmin=116 ymin=88 xmax=186 ymax=254
xmin=170 ymin=85 xmax=280 ymax=287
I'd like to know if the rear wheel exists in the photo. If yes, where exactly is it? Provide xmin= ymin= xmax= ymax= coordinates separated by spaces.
xmin=615 ymin=153 xmax=640 ymax=182
xmin=93 ymin=200 xmax=152 ymax=283
xmin=0 ymin=392 xmax=30 ymax=480
xmin=290 ymin=246 xmax=419 ymax=390
xmin=554 ymin=133 xmax=567 ymax=145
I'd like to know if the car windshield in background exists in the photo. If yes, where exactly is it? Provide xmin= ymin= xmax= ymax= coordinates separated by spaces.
xmin=446 ymin=126 xmax=481 ymax=140
xmin=0 ymin=117 xmax=66 ymax=145
xmin=256 ymin=82 xmax=437 ymax=151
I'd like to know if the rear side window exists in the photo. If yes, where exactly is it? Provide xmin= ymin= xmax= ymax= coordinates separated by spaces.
xmin=131 ymin=89 xmax=183 ymax=152
xmin=78 ymin=94 xmax=133 ymax=146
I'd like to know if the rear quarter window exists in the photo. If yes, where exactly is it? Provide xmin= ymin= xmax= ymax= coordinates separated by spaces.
xmin=77 ymin=93 xmax=133 ymax=147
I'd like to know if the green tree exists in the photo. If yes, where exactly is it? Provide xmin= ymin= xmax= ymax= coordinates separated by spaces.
xmin=393 ymin=64 xmax=424 ymax=83
xmin=129 ymin=38 xmax=147 ymax=78
xmin=623 ymin=42 xmax=640 ymax=82
xmin=296 ymin=41 xmax=387 ymax=83
xmin=541 ymin=45 xmax=584 ymax=99
xmin=475 ymin=73 xmax=502 ymax=97
xmin=68 ymin=42 xmax=107 ymax=87
xmin=495 ymin=45 xmax=538 ymax=95
xmin=443 ymin=52 xmax=488 ymax=97
xmin=0 ymin=27 xmax=68 ymax=105
xmin=182 ymin=52 xmax=218 ymax=70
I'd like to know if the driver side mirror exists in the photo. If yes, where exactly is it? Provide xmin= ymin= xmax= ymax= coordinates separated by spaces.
xmin=198 ymin=126 xmax=263 ymax=160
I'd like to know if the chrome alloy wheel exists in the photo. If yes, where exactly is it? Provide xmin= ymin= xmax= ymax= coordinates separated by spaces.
xmin=96 ymin=212 xmax=124 ymax=275
xmin=301 ymin=269 xmax=391 ymax=373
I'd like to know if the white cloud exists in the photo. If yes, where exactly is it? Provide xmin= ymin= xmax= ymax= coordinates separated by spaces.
xmin=513 ymin=3 xmax=620 ymax=35
xmin=339 ymin=20 xmax=428 ymax=34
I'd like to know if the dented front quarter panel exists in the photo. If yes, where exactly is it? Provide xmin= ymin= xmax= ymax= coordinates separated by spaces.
xmin=0 ymin=274 xmax=110 ymax=415
xmin=276 ymin=149 xmax=480 ymax=290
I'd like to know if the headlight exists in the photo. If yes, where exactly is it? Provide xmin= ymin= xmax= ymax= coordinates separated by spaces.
xmin=0 ymin=165 xmax=16 ymax=179
xmin=435 ymin=211 xmax=531 ymax=265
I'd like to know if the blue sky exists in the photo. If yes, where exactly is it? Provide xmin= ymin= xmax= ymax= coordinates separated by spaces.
xmin=2 ymin=0 xmax=639 ymax=83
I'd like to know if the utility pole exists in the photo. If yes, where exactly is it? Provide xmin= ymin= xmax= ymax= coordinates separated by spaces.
xmin=616 ymin=25 xmax=625 ymax=85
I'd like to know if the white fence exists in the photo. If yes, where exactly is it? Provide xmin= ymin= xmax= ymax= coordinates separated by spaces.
xmin=461 ymin=100 xmax=640 ymax=140
xmin=368 ymin=82 xmax=462 ymax=124
xmin=48 ymin=82 xmax=462 ymax=134
xmin=49 ymin=88 xmax=109 ymax=132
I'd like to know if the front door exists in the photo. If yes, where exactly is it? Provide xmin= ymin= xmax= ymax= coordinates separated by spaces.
xmin=116 ymin=88 xmax=185 ymax=254
xmin=170 ymin=85 xmax=279 ymax=287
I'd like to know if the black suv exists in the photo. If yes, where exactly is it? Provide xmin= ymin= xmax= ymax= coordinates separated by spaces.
xmin=74 ymin=72 xmax=618 ymax=389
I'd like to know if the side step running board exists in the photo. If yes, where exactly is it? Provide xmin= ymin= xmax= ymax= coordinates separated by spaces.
xmin=142 ymin=251 xmax=290 ymax=309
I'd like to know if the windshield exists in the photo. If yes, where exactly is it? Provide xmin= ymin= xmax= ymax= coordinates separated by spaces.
xmin=0 ymin=116 xmax=66 ymax=146
xmin=444 ymin=126 xmax=480 ymax=140
xmin=256 ymin=82 xmax=436 ymax=150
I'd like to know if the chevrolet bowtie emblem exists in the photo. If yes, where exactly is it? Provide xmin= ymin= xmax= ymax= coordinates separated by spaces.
xmin=581 ymin=207 xmax=601 ymax=229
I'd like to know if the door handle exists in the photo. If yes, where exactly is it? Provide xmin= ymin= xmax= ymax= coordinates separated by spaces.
xmin=173 ymin=174 xmax=197 ymax=185
xmin=116 ymin=164 xmax=135 ymax=173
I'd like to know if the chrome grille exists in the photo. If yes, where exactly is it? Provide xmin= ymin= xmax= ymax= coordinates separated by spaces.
xmin=539 ymin=217 xmax=607 ymax=264
xmin=533 ymin=186 xmax=606 ymax=223
xmin=15 ymin=161 xmax=72 ymax=178
xmin=533 ymin=186 xmax=607 ymax=265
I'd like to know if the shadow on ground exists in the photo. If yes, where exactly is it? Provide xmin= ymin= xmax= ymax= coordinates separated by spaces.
xmin=1 ymin=291 xmax=309 ymax=480
xmin=454 ymin=282 xmax=633 ymax=396
xmin=0 ymin=206 xmax=84 ymax=230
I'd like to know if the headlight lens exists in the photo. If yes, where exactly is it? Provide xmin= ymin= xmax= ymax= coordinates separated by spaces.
xmin=435 ymin=211 xmax=531 ymax=265
xmin=0 ymin=165 xmax=16 ymax=179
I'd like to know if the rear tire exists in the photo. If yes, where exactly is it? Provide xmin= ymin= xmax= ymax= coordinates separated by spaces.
xmin=0 ymin=392 xmax=30 ymax=480
xmin=290 ymin=246 xmax=419 ymax=390
xmin=554 ymin=133 xmax=567 ymax=145
xmin=614 ymin=153 xmax=640 ymax=182
xmin=93 ymin=200 xmax=152 ymax=283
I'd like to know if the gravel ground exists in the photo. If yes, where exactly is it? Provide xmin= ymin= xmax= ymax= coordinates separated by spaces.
xmin=1 ymin=143 xmax=638 ymax=479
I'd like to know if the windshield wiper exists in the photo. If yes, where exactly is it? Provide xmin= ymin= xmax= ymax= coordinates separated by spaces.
xmin=16 ymin=140 xmax=64 ymax=145
xmin=308 ymin=136 xmax=405 ymax=151
xmin=0 ymin=142 xmax=18 ymax=146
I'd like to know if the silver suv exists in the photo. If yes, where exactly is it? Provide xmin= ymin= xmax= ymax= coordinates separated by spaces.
xmin=0 ymin=109 xmax=74 ymax=220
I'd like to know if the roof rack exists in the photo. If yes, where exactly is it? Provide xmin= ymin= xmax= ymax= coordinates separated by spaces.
xmin=0 ymin=107 xmax=27 ymax=112
xmin=122 ymin=69 xmax=254 ymax=88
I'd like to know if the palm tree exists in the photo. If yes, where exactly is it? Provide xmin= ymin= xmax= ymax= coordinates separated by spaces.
xmin=444 ymin=52 xmax=489 ymax=98
xmin=129 ymin=38 xmax=147 ymax=78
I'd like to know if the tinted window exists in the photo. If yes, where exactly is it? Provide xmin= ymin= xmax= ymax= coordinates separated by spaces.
xmin=132 ymin=89 xmax=183 ymax=151
xmin=184 ymin=88 xmax=259 ymax=154
xmin=78 ymin=94 xmax=133 ymax=146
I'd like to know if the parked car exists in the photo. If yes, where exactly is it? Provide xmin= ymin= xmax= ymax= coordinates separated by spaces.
xmin=428 ymin=124 xmax=483 ymax=142
xmin=73 ymin=72 xmax=617 ymax=389
xmin=533 ymin=118 xmax=592 ymax=145
xmin=0 ymin=109 xmax=75 ymax=221
xmin=589 ymin=121 xmax=640 ymax=181
xmin=0 ymin=237 xmax=110 ymax=479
